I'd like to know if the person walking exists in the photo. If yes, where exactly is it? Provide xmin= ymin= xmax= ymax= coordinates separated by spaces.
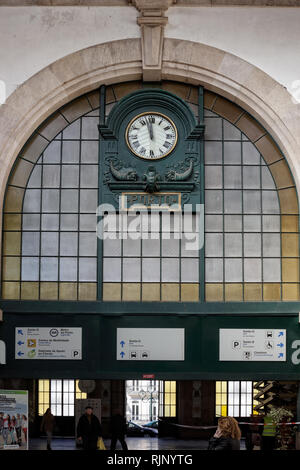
xmin=208 ymin=416 xmax=241 ymax=451
xmin=110 ymin=411 xmax=128 ymax=451
xmin=40 ymin=408 xmax=56 ymax=450
xmin=77 ymin=406 xmax=102 ymax=450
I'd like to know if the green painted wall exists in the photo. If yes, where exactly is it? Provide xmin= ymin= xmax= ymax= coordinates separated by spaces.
xmin=1 ymin=306 xmax=300 ymax=380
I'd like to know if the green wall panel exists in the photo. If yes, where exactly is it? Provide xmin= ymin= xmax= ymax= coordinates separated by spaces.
xmin=1 ymin=311 xmax=300 ymax=380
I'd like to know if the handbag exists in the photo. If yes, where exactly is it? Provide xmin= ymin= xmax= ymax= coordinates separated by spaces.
xmin=97 ymin=437 xmax=106 ymax=450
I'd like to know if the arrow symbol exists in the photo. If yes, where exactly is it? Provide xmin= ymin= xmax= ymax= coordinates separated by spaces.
xmin=278 ymin=332 xmax=284 ymax=337
xmin=277 ymin=343 xmax=284 ymax=348
xmin=120 ymin=341 xmax=125 ymax=348
xmin=17 ymin=341 xmax=24 ymax=346
xmin=278 ymin=353 xmax=284 ymax=358
xmin=120 ymin=352 xmax=125 ymax=358
xmin=17 ymin=330 xmax=23 ymax=335
xmin=17 ymin=351 xmax=24 ymax=357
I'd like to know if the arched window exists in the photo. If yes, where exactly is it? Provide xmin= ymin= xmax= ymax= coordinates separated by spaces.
xmin=2 ymin=82 xmax=299 ymax=302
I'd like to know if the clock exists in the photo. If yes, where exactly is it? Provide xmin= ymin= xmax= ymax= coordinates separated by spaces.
xmin=126 ymin=112 xmax=177 ymax=160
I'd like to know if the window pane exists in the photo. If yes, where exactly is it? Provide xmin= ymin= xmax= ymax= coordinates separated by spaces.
xmin=42 ymin=190 xmax=60 ymax=212
xmin=79 ymin=233 xmax=97 ymax=256
xmin=59 ymin=257 xmax=78 ymax=281
xmin=21 ymin=257 xmax=39 ymax=281
xmin=62 ymin=141 xmax=80 ymax=163
xmin=224 ymin=234 xmax=242 ymax=257
xmin=205 ymin=190 xmax=223 ymax=214
xmin=224 ymin=190 xmax=242 ymax=214
xmin=181 ymin=259 xmax=199 ymax=282
xmin=244 ymin=259 xmax=262 ymax=282
xmin=41 ymin=232 xmax=59 ymax=256
xmin=61 ymin=165 xmax=79 ymax=188
xmin=60 ymin=233 xmax=78 ymax=256
xmin=224 ymin=167 xmax=242 ymax=189
xmin=23 ymin=189 xmax=41 ymax=213
xmin=223 ymin=121 xmax=241 ymax=141
xmin=162 ymin=258 xmax=179 ymax=282
xmin=205 ymin=118 xmax=222 ymax=140
xmin=41 ymin=257 xmax=58 ymax=281
xmin=205 ymin=141 xmax=222 ymax=164
xmin=244 ymin=234 xmax=261 ymax=257
xmin=22 ymin=232 xmax=40 ymax=256
xmin=142 ymin=258 xmax=160 ymax=282
xmin=224 ymin=259 xmax=242 ymax=282
xmin=43 ymin=165 xmax=61 ymax=188
xmin=162 ymin=238 xmax=179 ymax=257
xmin=205 ymin=233 xmax=223 ymax=257
xmin=79 ymin=258 xmax=97 ymax=282
xmin=224 ymin=142 xmax=241 ymax=164
xmin=103 ymin=258 xmax=121 ymax=282
xmin=205 ymin=258 xmax=223 ymax=282
xmin=123 ymin=258 xmax=141 ymax=282
xmin=205 ymin=166 xmax=223 ymax=189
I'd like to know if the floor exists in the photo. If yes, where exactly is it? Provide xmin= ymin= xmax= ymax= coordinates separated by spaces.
xmin=29 ymin=436 xmax=246 ymax=451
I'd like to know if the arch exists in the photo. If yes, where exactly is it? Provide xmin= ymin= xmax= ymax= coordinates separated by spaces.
xmin=0 ymin=38 xmax=300 ymax=240
xmin=2 ymin=82 xmax=299 ymax=302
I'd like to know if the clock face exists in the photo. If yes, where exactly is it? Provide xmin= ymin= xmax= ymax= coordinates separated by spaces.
xmin=126 ymin=112 xmax=177 ymax=160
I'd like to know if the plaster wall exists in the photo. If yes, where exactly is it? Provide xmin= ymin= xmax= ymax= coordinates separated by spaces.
xmin=1 ymin=6 xmax=300 ymax=99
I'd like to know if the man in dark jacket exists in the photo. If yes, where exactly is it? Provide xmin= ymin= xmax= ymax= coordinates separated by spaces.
xmin=110 ymin=411 xmax=128 ymax=451
xmin=77 ymin=406 xmax=102 ymax=450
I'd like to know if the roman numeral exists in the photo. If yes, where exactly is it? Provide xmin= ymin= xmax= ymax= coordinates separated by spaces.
xmin=164 ymin=126 xmax=171 ymax=131
xmin=163 ymin=141 xmax=171 ymax=149
xmin=149 ymin=150 xmax=154 ymax=157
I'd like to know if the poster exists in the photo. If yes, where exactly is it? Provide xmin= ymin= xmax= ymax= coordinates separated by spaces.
xmin=0 ymin=390 xmax=28 ymax=450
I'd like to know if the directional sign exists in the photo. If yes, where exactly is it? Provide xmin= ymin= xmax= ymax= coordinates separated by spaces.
xmin=219 ymin=329 xmax=286 ymax=362
xmin=117 ymin=328 xmax=185 ymax=361
xmin=15 ymin=327 xmax=82 ymax=360
xmin=0 ymin=340 xmax=6 ymax=364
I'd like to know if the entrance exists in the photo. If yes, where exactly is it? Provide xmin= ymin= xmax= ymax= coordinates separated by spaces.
xmin=125 ymin=380 xmax=176 ymax=425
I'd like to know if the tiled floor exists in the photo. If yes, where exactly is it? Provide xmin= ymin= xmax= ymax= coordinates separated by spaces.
xmin=29 ymin=437 xmax=246 ymax=451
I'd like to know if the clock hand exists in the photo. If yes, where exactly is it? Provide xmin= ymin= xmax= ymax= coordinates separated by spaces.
xmin=147 ymin=118 xmax=153 ymax=140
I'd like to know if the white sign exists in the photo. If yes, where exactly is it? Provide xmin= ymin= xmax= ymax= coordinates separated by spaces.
xmin=117 ymin=328 xmax=185 ymax=361
xmin=15 ymin=327 xmax=82 ymax=360
xmin=219 ymin=329 xmax=286 ymax=362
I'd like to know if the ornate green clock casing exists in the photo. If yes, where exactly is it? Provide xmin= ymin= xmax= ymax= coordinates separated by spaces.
xmin=98 ymin=86 xmax=205 ymax=211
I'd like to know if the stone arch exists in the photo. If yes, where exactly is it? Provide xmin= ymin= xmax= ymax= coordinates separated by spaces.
xmin=1 ymin=37 xmax=299 ymax=228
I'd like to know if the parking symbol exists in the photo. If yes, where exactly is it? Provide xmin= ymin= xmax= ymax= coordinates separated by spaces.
xmin=232 ymin=340 xmax=241 ymax=350
xmin=72 ymin=350 xmax=80 ymax=359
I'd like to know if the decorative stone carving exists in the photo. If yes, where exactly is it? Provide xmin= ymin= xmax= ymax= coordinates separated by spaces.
xmin=131 ymin=0 xmax=176 ymax=81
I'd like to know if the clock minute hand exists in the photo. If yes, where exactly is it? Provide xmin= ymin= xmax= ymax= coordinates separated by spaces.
xmin=147 ymin=118 xmax=154 ymax=140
